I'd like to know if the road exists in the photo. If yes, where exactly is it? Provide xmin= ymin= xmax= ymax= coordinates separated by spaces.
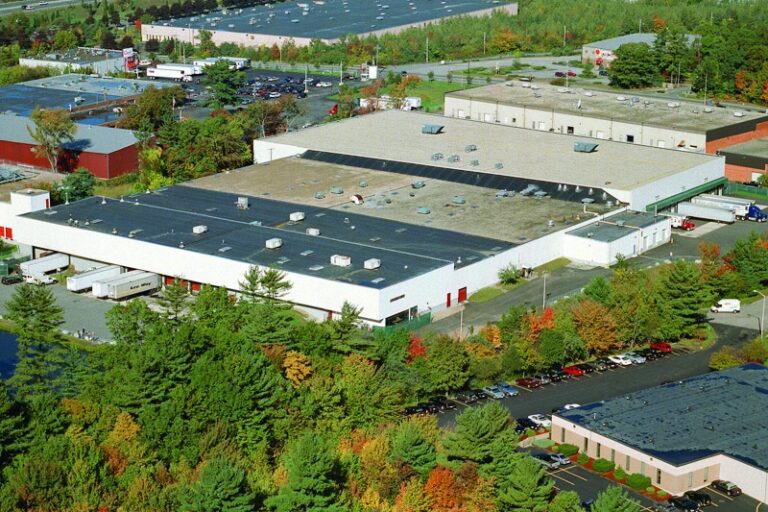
xmin=0 ymin=0 xmax=91 ymax=16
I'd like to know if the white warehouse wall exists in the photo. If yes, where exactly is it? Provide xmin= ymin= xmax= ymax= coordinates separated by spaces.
xmin=718 ymin=456 xmax=768 ymax=503
xmin=630 ymin=157 xmax=725 ymax=210
xmin=252 ymin=141 xmax=306 ymax=164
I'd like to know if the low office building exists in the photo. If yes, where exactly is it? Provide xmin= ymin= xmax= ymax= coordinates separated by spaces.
xmin=553 ymin=364 xmax=768 ymax=503
xmin=19 ymin=47 xmax=137 ymax=76
xmin=0 ymin=114 xmax=138 ymax=179
xmin=581 ymin=33 xmax=698 ymax=67
xmin=716 ymin=138 xmax=768 ymax=183
xmin=444 ymin=81 xmax=768 ymax=181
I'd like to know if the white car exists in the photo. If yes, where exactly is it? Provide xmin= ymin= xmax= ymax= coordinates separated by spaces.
xmin=608 ymin=354 xmax=632 ymax=366
xmin=549 ymin=453 xmax=571 ymax=465
xmin=528 ymin=414 xmax=552 ymax=428
xmin=563 ymin=403 xmax=581 ymax=410
xmin=315 ymin=81 xmax=333 ymax=88
xmin=624 ymin=352 xmax=647 ymax=364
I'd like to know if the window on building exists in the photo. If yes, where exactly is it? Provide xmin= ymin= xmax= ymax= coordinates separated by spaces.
xmin=627 ymin=135 xmax=635 ymax=143
xmin=611 ymin=449 xmax=615 ymax=462
xmin=583 ymin=438 xmax=588 ymax=453
xmin=640 ymin=462 xmax=646 ymax=475
xmin=625 ymin=455 xmax=631 ymax=471
xmin=560 ymin=429 xmax=565 ymax=442
xmin=596 ymin=443 xmax=601 ymax=458
xmin=567 ymin=126 xmax=575 ymax=134
xmin=703 ymin=467 xmax=709 ymax=482
xmin=687 ymin=472 xmax=693 ymax=488
xmin=656 ymin=469 xmax=662 ymax=485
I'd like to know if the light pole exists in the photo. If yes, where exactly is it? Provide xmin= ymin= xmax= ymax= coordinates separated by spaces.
xmin=304 ymin=64 xmax=309 ymax=94
xmin=542 ymin=272 xmax=548 ymax=309
xmin=754 ymin=290 xmax=766 ymax=338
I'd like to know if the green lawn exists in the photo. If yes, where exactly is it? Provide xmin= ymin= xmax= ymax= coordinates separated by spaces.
xmin=535 ymin=257 xmax=571 ymax=273
xmin=469 ymin=286 xmax=503 ymax=303
xmin=394 ymin=81 xmax=473 ymax=112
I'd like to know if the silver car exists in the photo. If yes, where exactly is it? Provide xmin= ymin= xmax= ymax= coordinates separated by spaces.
xmin=549 ymin=453 xmax=572 ymax=466
xmin=532 ymin=453 xmax=560 ymax=470
xmin=624 ymin=351 xmax=647 ymax=364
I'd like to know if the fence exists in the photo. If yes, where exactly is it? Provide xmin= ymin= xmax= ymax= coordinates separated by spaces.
xmin=724 ymin=182 xmax=768 ymax=198
xmin=372 ymin=312 xmax=431 ymax=334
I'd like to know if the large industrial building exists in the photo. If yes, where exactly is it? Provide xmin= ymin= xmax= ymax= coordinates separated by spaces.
xmin=142 ymin=0 xmax=517 ymax=48
xmin=0 ymin=113 xmax=139 ymax=179
xmin=444 ymin=81 xmax=768 ymax=181
xmin=553 ymin=364 xmax=768 ymax=503
xmin=0 ymin=110 xmax=724 ymax=325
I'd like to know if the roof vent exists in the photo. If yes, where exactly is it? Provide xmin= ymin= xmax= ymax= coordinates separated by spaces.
xmin=733 ymin=111 xmax=745 ymax=117
xmin=616 ymin=96 xmax=627 ymax=102
xmin=306 ymin=227 xmax=320 ymax=236
xmin=350 ymin=194 xmax=364 ymax=205
xmin=330 ymin=254 xmax=351 ymax=267
xmin=464 ymin=144 xmax=477 ymax=152
xmin=314 ymin=191 xmax=326 ymax=199
xmin=703 ymin=107 xmax=714 ymax=113
xmin=359 ymin=180 xmax=368 ymax=188
xmin=265 ymin=238 xmax=283 ymax=249
xmin=574 ymin=141 xmax=599 ymax=153
xmin=330 ymin=186 xmax=344 ymax=194
xmin=417 ymin=206 xmax=431 ymax=214
xmin=431 ymin=152 xmax=444 ymax=161
xmin=192 ymin=225 xmax=208 ymax=234
xmin=236 ymin=196 xmax=249 ymax=209
xmin=667 ymin=102 xmax=680 ymax=108
xmin=616 ymin=220 xmax=625 ymax=227
xmin=495 ymin=162 xmax=503 ymax=169
xmin=422 ymin=124 xmax=444 ymax=134
xmin=364 ymin=258 xmax=381 ymax=270
xmin=447 ymin=154 xmax=460 ymax=163
xmin=412 ymin=181 xmax=426 ymax=189
xmin=289 ymin=211 xmax=305 ymax=222
xmin=452 ymin=195 xmax=466 ymax=204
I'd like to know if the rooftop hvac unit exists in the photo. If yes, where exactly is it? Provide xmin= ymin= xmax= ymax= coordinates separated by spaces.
xmin=265 ymin=238 xmax=283 ymax=249
xmin=289 ymin=211 xmax=305 ymax=222
xmin=330 ymin=254 xmax=351 ymax=267
xmin=574 ymin=141 xmax=599 ymax=153
xmin=364 ymin=258 xmax=381 ymax=270
xmin=464 ymin=144 xmax=477 ymax=152
xmin=306 ymin=227 xmax=320 ymax=236
xmin=236 ymin=196 xmax=249 ymax=209
xmin=314 ymin=191 xmax=326 ymax=199
xmin=330 ymin=186 xmax=344 ymax=194
xmin=359 ymin=180 xmax=368 ymax=188
xmin=470 ymin=160 xmax=479 ymax=167
xmin=452 ymin=195 xmax=466 ymax=204
xmin=350 ymin=194 xmax=364 ymax=205
xmin=447 ymin=154 xmax=460 ymax=163
xmin=733 ymin=111 xmax=745 ymax=117
xmin=192 ymin=225 xmax=208 ymax=234
xmin=422 ymin=124 xmax=444 ymax=135
xmin=417 ymin=206 xmax=431 ymax=214
xmin=412 ymin=181 xmax=426 ymax=189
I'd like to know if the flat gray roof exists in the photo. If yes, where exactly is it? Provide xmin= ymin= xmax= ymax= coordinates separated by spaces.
xmin=583 ymin=32 xmax=698 ymax=51
xmin=0 ymin=113 xmax=138 ymax=154
xmin=557 ymin=364 xmax=768 ymax=470
xmin=446 ymin=82 xmax=768 ymax=134
xmin=720 ymin=137 xmax=768 ymax=160
xmin=23 ymin=185 xmax=513 ymax=287
xmin=566 ymin=210 xmax=664 ymax=242
xmin=264 ymin=110 xmax=719 ymax=192
xmin=153 ymin=0 xmax=510 ymax=40
xmin=37 ymin=47 xmax=123 ymax=65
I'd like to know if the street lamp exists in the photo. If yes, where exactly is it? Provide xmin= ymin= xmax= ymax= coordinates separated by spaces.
xmin=753 ymin=290 xmax=766 ymax=338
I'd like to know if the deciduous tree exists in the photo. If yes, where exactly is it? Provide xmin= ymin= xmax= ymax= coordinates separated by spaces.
xmin=27 ymin=106 xmax=76 ymax=172
xmin=571 ymin=299 xmax=620 ymax=355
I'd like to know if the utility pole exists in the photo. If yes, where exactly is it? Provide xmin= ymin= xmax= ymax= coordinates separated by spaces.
xmin=304 ymin=64 xmax=309 ymax=94
xmin=374 ymin=44 xmax=379 ymax=66
xmin=639 ymin=19 xmax=642 ymax=33
xmin=425 ymin=35 xmax=429 ymax=63
xmin=542 ymin=272 xmax=547 ymax=309
xmin=339 ymin=61 xmax=343 ymax=86
xmin=563 ymin=25 xmax=566 ymax=47
xmin=483 ymin=31 xmax=486 ymax=55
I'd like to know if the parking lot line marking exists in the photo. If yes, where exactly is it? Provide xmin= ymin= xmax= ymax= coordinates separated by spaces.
xmin=551 ymin=472 xmax=577 ymax=486
xmin=560 ymin=468 xmax=588 ymax=482
xmin=514 ymin=385 xmax=534 ymax=393
xmin=709 ymin=489 xmax=733 ymax=502
xmin=756 ymin=500 xmax=761 ymax=512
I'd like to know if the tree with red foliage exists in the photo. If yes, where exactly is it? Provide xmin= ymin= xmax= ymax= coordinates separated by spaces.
xmin=406 ymin=334 xmax=427 ymax=363
xmin=424 ymin=466 xmax=463 ymax=512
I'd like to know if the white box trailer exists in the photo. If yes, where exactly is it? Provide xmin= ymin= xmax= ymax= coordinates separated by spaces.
xmin=109 ymin=272 xmax=161 ymax=300
xmin=193 ymin=57 xmax=250 ymax=70
xmin=156 ymin=62 xmax=203 ymax=75
xmin=92 ymin=270 xmax=144 ymax=298
xmin=691 ymin=196 xmax=749 ymax=217
xmin=677 ymin=202 xmax=736 ymax=223
xmin=147 ymin=67 xmax=192 ymax=81
xmin=20 ymin=253 xmax=69 ymax=278
xmin=697 ymin=194 xmax=754 ymax=207
xmin=66 ymin=265 xmax=122 ymax=292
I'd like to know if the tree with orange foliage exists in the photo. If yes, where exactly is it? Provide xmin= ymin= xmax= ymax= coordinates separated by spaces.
xmin=734 ymin=70 xmax=747 ymax=94
xmin=407 ymin=334 xmax=427 ymax=363
xmin=571 ymin=299 xmax=620 ymax=355
xmin=424 ymin=466 xmax=463 ymax=512
xmin=479 ymin=324 xmax=502 ymax=349
xmin=393 ymin=477 xmax=432 ymax=512
xmin=390 ymin=75 xmax=423 ymax=109
xmin=282 ymin=351 xmax=312 ymax=388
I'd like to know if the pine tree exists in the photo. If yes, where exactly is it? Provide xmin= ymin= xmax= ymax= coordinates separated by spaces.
xmin=591 ymin=486 xmax=640 ymax=512
xmin=105 ymin=299 xmax=160 ymax=346
xmin=656 ymin=260 xmax=713 ymax=339
xmin=390 ymin=420 xmax=437 ymax=478
xmin=266 ymin=432 xmax=346 ymax=512
xmin=495 ymin=456 xmax=553 ymax=512
xmin=260 ymin=268 xmax=292 ymax=300
xmin=0 ymin=380 xmax=28 ymax=465
xmin=179 ymin=458 xmax=254 ymax=512
xmin=443 ymin=401 xmax=511 ymax=464
xmin=156 ymin=278 xmax=189 ymax=322
xmin=393 ymin=477 xmax=432 ymax=512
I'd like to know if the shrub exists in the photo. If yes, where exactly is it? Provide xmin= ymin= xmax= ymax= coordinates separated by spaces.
xmin=559 ymin=444 xmax=579 ymax=456
xmin=533 ymin=438 xmax=555 ymax=449
xmin=626 ymin=473 xmax=652 ymax=490
xmin=592 ymin=458 xmax=615 ymax=473
xmin=498 ymin=263 xmax=520 ymax=285
xmin=577 ymin=453 xmax=589 ymax=465
xmin=613 ymin=466 xmax=627 ymax=481
xmin=657 ymin=490 xmax=668 ymax=498
xmin=551 ymin=445 xmax=560 ymax=452
xmin=646 ymin=487 xmax=655 ymax=493
xmin=524 ymin=428 xmax=537 ymax=438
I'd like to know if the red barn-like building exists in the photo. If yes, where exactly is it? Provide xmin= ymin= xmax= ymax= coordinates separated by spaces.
xmin=0 ymin=114 xmax=138 ymax=179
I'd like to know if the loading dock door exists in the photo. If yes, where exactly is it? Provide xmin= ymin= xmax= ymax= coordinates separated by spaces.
xmin=446 ymin=292 xmax=452 ymax=308
xmin=458 ymin=287 xmax=468 ymax=303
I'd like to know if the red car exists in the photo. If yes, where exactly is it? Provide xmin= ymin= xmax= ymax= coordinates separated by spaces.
xmin=516 ymin=377 xmax=542 ymax=389
xmin=563 ymin=365 xmax=585 ymax=377
xmin=650 ymin=342 xmax=672 ymax=354
xmin=566 ymin=71 xmax=577 ymax=77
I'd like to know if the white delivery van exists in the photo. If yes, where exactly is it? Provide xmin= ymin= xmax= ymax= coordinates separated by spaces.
xmin=711 ymin=299 xmax=741 ymax=313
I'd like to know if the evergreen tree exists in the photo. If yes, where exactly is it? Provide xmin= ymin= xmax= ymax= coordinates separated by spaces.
xmin=266 ymin=432 xmax=346 ymax=512
xmin=495 ymin=456 xmax=553 ymax=512
xmin=389 ymin=420 xmax=437 ymax=478
xmin=550 ymin=491 xmax=582 ymax=512
xmin=105 ymin=299 xmax=160 ymax=346
xmin=727 ymin=232 xmax=768 ymax=293
xmin=583 ymin=276 xmax=612 ymax=305
xmin=260 ymin=268 xmax=292 ymax=300
xmin=590 ymin=486 xmax=640 ymax=512
xmin=0 ymin=380 xmax=28 ymax=465
xmin=656 ymin=260 xmax=713 ymax=339
xmin=179 ymin=458 xmax=254 ymax=512
xmin=443 ymin=401 xmax=511 ymax=464
xmin=156 ymin=278 xmax=190 ymax=322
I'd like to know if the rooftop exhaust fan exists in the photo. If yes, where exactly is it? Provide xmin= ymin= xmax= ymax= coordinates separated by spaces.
xmin=574 ymin=141 xmax=599 ymax=153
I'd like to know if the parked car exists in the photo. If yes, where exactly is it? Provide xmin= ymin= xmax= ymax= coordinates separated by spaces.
xmin=624 ymin=352 xmax=647 ymax=364
xmin=596 ymin=357 xmax=619 ymax=369
xmin=431 ymin=398 xmax=456 ymax=412
xmin=637 ymin=348 xmax=660 ymax=361
xmin=532 ymin=453 xmax=560 ymax=469
xmin=545 ymin=368 xmax=566 ymax=382
xmin=653 ymin=504 xmax=677 ymax=512
xmin=608 ymin=354 xmax=632 ymax=366
xmin=454 ymin=391 xmax=477 ymax=404
xmin=515 ymin=417 xmax=539 ymax=433
xmin=711 ymin=480 xmax=742 ymax=496
xmin=563 ymin=365 xmax=585 ymax=377
xmin=1 ymin=275 xmax=23 ymax=285
xmin=684 ymin=490 xmax=712 ymax=506
xmin=528 ymin=414 xmax=552 ymax=428
xmin=554 ymin=71 xmax=566 ymax=77
xmin=566 ymin=70 xmax=577 ymax=77
xmin=582 ymin=500 xmax=595 ymax=511
xmin=598 ymin=69 xmax=609 ymax=76
xmin=532 ymin=373 xmax=552 ymax=385
xmin=497 ymin=382 xmax=520 ymax=397
xmin=592 ymin=360 xmax=609 ymax=371
xmin=549 ymin=453 xmax=571 ymax=465
xmin=576 ymin=363 xmax=596 ymax=374
xmin=516 ymin=377 xmax=542 ymax=389
xmin=650 ymin=342 xmax=673 ymax=354
xmin=669 ymin=497 xmax=700 ymax=512
xmin=483 ymin=385 xmax=506 ymax=399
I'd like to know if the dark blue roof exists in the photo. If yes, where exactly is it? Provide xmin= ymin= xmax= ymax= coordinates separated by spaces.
xmin=557 ymin=364 xmax=768 ymax=469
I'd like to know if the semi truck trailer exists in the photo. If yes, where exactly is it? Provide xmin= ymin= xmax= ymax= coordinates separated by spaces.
xmin=156 ymin=63 xmax=202 ymax=75
xmin=66 ymin=265 xmax=122 ymax=292
xmin=691 ymin=196 xmax=767 ymax=222
xmin=147 ymin=67 xmax=193 ymax=81
xmin=20 ymin=253 xmax=69 ymax=279
xmin=676 ymin=202 xmax=736 ymax=223
xmin=92 ymin=270 xmax=161 ymax=300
